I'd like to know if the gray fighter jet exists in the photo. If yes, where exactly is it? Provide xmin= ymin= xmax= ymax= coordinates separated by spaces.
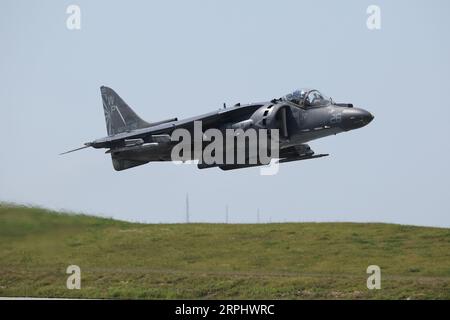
xmin=62 ymin=86 xmax=374 ymax=171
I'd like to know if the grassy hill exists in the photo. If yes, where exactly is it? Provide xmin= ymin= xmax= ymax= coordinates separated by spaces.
xmin=0 ymin=204 xmax=449 ymax=299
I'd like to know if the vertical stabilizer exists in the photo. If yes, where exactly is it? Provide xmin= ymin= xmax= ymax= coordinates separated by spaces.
xmin=100 ymin=86 xmax=150 ymax=136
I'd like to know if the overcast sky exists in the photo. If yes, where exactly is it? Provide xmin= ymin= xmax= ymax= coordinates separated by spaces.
xmin=1 ymin=0 xmax=449 ymax=226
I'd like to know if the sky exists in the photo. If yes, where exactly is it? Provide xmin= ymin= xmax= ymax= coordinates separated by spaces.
xmin=1 ymin=0 xmax=449 ymax=226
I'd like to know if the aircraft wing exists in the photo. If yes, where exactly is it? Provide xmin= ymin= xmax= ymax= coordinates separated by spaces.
xmin=89 ymin=103 xmax=264 ymax=148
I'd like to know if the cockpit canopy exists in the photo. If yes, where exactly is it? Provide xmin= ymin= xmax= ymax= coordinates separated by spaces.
xmin=283 ymin=88 xmax=331 ymax=108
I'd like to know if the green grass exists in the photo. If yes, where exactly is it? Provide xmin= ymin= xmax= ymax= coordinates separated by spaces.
xmin=1 ymin=204 xmax=450 ymax=299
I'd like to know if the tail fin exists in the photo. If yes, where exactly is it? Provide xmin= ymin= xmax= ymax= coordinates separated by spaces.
xmin=101 ymin=86 xmax=150 ymax=136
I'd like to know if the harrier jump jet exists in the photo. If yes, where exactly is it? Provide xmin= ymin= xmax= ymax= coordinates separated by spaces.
xmin=61 ymin=86 xmax=374 ymax=171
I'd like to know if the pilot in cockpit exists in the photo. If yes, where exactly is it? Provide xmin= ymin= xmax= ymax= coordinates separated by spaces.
xmin=283 ymin=88 xmax=331 ymax=108
xmin=283 ymin=89 xmax=307 ymax=105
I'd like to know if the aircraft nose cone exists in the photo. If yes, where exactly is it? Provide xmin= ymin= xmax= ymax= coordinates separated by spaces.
xmin=363 ymin=110 xmax=374 ymax=124
xmin=341 ymin=108 xmax=374 ymax=130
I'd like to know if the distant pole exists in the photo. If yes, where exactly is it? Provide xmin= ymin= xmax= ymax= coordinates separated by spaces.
xmin=225 ymin=205 xmax=229 ymax=224
xmin=257 ymin=208 xmax=260 ymax=223
xmin=186 ymin=193 xmax=190 ymax=223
